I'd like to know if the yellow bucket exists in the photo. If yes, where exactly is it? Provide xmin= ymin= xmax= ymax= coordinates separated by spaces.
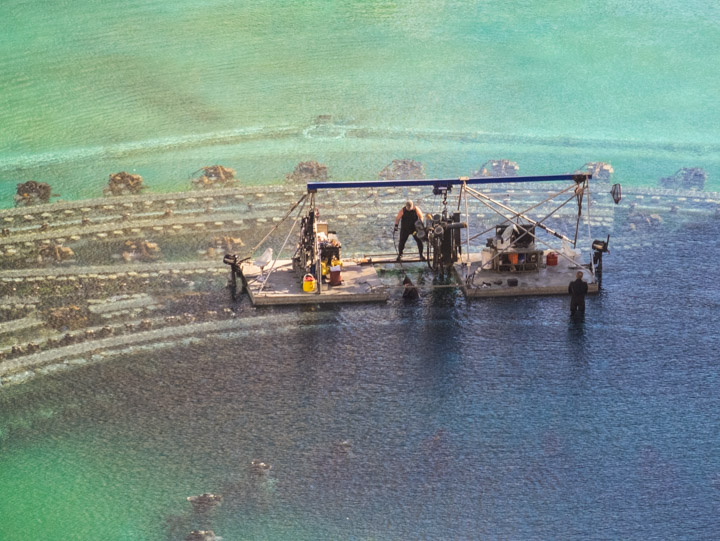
xmin=302 ymin=274 xmax=316 ymax=292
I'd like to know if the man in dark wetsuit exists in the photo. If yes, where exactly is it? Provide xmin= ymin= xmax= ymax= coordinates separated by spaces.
xmin=402 ymin=276 xmax=419 ymax=300
xmin=568 ymin=271 xmax=588 ymax=317
xmin=394 ymin=200 xmax=425 ymax=261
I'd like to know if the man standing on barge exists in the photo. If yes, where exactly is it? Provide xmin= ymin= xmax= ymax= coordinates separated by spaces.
xmin=568 ymin=271 xmax=588 ymax=317
xmin=394 ymin=200 xmax=425 ymax=262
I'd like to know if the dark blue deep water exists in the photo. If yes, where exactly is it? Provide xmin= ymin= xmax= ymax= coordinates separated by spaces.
xmin=2 ymin=215 xmax=719 ymax=540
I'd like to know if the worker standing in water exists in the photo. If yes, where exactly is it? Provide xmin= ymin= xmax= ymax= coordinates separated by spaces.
xmin=402 ymin=276 xmax=419 ymax=300
xmin=568 ymin=271 xmax=588 ymax=317
xmin=394 ymin=200 xmax=425 ymax=261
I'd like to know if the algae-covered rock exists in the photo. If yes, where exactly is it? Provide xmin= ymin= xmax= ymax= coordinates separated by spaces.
xmin=14 ymin=181 xmax=55 ymax=206
xmin=659 ymin=168 xmax=706 ymax=191
xmin=105 ymin=172 xmax=144 ymax=196
xmin=192 ymin=165 xmax=237 ymax=189
xmin=46 ymin=305 xmax=88 ymax=330
xmin=378 ymin=159 xmax=425 ymax=180
xmin=285 ymin=161 xmax=328 ymax=183
xmin=39 ymin=243 xmax=75 ymax=263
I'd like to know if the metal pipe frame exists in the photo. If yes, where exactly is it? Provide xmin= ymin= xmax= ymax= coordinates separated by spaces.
xmin=306 ymin=173 xmax=590 ymax=192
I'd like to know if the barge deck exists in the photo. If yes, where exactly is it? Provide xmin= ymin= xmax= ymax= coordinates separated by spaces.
xmin=456 ymin=253 xmax=599 ymax=298
xmin=239 ymin=259 xmax=387 ymax=306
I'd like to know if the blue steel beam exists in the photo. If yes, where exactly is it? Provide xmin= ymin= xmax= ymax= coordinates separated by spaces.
xmin=306 ymin=173 xmax=589 ymax=192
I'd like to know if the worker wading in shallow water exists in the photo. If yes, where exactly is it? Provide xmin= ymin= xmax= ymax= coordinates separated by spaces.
xmin=394 ymin=200 xmax=425 ymax=262
xmin=402 ymin=276 xmax=419 ymax=300
xmin=568 ymin=271 xmax=588 ymax=318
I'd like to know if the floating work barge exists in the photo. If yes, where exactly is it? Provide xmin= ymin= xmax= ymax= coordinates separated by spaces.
xmin=224 ymin=172 xmax=615 ymax=305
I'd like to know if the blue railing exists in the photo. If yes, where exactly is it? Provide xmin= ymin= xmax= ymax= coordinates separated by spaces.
xmin=306 ymin=174 xmax=589 ymax=192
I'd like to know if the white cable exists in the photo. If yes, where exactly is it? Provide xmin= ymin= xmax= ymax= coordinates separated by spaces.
xmin=257 ymin=196 xmax=308 ymax=293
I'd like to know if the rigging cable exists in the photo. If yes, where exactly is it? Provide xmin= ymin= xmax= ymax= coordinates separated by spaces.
xmin=246 ymin=193 xmax=308 ymax=257
xmin=573 ymin=182 xmax=583 ymax=248
xmin=465 ymin=182 xmax=578 ymax=243
xmin=585 ymin=178 xmax=596 ymax=277
xmin=463 ymin=187 xmax=582 ymax=283
xmin=257 ymin=195 xmax=308 ymax=293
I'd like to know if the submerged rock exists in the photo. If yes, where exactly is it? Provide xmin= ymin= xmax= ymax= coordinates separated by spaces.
xmin=303 ymin=115 xmax=350 ymax=139
xmin=659 ymin=167 xmax=706 ymax=191
xmin=473 ymin=159 xmax=519 ymax=177
xmin=332 ymin=439 xmax=352 ymax=454
xmin=250 ymin=459 xmax=272 ymax=476
xmin=46 ymin=305 xmax=88 ymax=331
xmin=38 ymin=243 xmax=75 ymax=264
xmin=212 ymin=236 xmax=244 ymax=253
xmin=192 ymin=165 xmax=237 ymax=189
xmin=576 ymin=162 xmax=614 ymax=182
xmin=186 ymin=530 xmax=221 ymax=541
xmin=105 ymin=172 xmax=144 ymax=196
xmin=14 ymin=181 xmax=55 ymax=206
xmin=285 ymin=161 xmax=328 ymax=183
xmin=121 ymin=239 xmax=161 ymax=262
xmin=187 ymin=493 xmax=223 ymax=512
xmin=628 ymin=203 xmax=663 ymax=228
xmin=378 ymin=159 xmax=425 ymax=180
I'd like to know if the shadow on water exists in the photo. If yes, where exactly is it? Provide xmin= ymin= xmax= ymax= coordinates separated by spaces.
xmin=567 ymin=311 xmax=589 ymax=362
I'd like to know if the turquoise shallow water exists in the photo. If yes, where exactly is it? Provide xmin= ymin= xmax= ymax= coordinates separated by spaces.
xmin=2 ymin=1 xmax=720 ymax=539
xmin=1 ymin=0 xmax=719 ymax=203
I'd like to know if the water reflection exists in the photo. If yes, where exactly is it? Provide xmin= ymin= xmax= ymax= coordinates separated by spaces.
xmin=567 ymin=315 xmax=589 ymax=359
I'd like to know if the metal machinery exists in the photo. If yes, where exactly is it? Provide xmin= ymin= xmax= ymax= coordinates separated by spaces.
xmin=306 ymin=173 xmax=619 ymax=288
xmin=417 ymin=183 xmax=466 ymax=278
xmin=592 ymin=235 xmax=610 ymax=288
xmin=423 ymin=210 xmax=465 ymax=277
xmin=222 ymin=253 xmax=244 ymax=300
xmin=294 ymin=207 xmax=318 ymax=278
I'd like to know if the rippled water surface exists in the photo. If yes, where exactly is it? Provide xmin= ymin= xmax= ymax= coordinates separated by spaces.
xmin=2 ymin=217 xmax=720 ymax=540
xmin=2 ymin=0 xmax=720 ymax=539
xmin=1 ymin=0 xmax=719 ymax=201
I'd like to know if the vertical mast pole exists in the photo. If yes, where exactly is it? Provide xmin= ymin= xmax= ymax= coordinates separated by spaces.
xmin=463 ymin=180 xmax=471 ymax=266
xmin=572 ymin=182 xmax=583 ymax=249
xmin=311 ymin=192 xmax=322 ymax=294
xmin=585 ymin=177 xmax=596 ymax=278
